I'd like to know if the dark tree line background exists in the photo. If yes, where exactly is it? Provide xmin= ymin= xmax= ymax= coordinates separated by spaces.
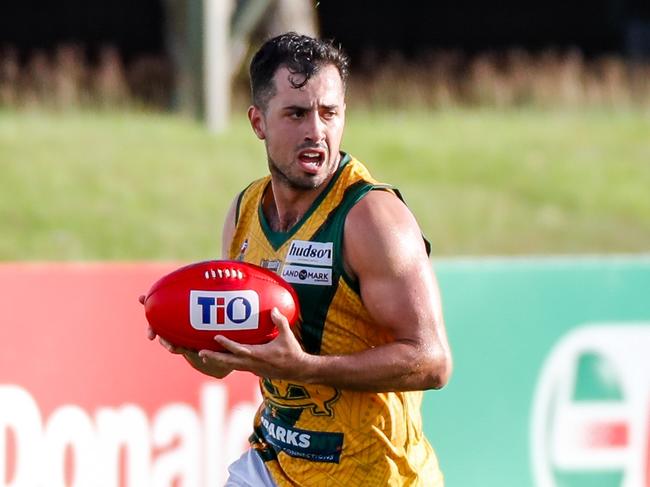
xmin=2 ymin=0 xmax=649 ymax=111
xmin=3 ymin=0 xmax=650 ymax=62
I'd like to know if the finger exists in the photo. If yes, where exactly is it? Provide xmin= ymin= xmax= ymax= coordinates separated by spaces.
xmin=271 ymin=307 xmax=292 ymax=335
xmin=147 ymin=326 xmax=157 ymax=341
xmin=213 ymin=335 xmax=253 ymax=356
xmin=182 ymin=351 xmax=206 ymax=370
xmin=198 ymin=348 xmax=233 ymax=362
xmin=159 ymin=336 xmax=187 ymax=355
xmin=138 ymin=295 xmax=146 ymax=305
xmin=183 ymin=354 xmax=200 ymax=368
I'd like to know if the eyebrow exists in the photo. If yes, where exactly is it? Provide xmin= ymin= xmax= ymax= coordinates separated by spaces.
xmin=282 ymin=104 xmax=339 ymax=111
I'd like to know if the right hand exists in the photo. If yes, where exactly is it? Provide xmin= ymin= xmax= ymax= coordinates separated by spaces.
xmin=139 ymin=294 xmax=232 ymax=379
xmin=140 ymin=295 xmax=158 ymax=341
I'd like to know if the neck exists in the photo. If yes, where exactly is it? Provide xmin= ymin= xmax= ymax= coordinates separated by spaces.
xmin=263 ymin=153 xmax=343 ymax=232
xmin=263 ymin=182 xmax=321 ymax=232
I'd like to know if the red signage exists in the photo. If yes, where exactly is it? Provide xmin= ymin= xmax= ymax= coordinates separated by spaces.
xmin=0 ymin=263 xmax=259 ymax=486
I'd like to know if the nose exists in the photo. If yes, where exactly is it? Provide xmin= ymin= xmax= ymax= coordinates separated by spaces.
xmin=303 ymin=111 xmax=325 ymax=143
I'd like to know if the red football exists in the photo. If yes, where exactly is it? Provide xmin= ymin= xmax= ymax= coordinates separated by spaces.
xmin=144 ymin=260 xmax=300 ymax=351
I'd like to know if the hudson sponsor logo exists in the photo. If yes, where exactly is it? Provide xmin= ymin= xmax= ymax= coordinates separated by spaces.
xmin=531 ymin=323 xmax=650 ymax=487
xmin=189 ymin=290 xmax=259 ymax=331
xmin=285 ymin=241 xmax=333 ymax=266
xmin=0 ymin=383 xmax=257 ymax=486
xmin=281 ymin=265 xmax=332 ymax=286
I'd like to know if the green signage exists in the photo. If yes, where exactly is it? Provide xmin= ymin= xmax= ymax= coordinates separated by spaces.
xmin=424 ymin=257 xmax=650 ymax=487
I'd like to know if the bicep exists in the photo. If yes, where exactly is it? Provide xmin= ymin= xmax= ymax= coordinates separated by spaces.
xmin=344 ymin=192 xmax=444 ymax=344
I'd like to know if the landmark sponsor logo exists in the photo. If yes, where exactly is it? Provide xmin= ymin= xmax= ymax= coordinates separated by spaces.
xmin=281 ymin=265 xmax=332 ymax=286
xmin=531 ymin=323 xmax=650 ymax=487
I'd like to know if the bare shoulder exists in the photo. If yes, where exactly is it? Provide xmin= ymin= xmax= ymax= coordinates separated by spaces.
xmin=221 ymin=194 xmax=239 ymax=259
xmin=343 ymin=189 xmax=428 ymax=279
xmin=342 ymin=188 xmax=451 ymax=390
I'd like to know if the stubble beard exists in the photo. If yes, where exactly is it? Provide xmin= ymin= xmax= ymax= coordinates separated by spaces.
xmin=267 ymin=155 xmax=329 ymax=191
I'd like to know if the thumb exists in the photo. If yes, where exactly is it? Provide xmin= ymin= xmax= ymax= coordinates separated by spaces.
xmin=271 ymin=307 xmax=292 ymax=335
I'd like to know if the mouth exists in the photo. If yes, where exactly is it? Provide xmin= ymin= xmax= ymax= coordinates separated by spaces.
xmin=297 ymin=149 xmax=326 ymax=174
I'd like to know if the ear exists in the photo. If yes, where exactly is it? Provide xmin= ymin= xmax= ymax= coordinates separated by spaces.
xmin=248 ymin=105 xmax=266 ymax=140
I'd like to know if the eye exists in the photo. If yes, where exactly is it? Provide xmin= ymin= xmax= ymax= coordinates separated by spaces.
xmin=321 ymin=110 xmax=337 ymax=120
xmin=289 ymin=109 xmax=306 ymax=119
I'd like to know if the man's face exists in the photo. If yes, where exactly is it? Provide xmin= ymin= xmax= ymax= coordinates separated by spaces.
xmin=248 ymin=64 xmax=346 ymax=191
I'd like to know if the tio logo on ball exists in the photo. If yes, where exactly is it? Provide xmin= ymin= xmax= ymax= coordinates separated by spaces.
xmin=189 ymin=290 xmax=259 ymax=331
xmin=531 ymin=323 xmax=650 ymax=487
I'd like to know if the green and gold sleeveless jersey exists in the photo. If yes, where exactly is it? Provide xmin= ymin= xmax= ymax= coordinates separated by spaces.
xmin=229 ymin=153 xmax=443 ymax=486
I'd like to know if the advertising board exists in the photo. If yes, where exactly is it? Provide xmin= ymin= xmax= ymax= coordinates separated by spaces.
xmin=1 ymin=258 xmax=648 ymax=486
xmin=0 ymin=264 xmax=260 ymax=486
xmin=426 ymin=257 xmax=650 ymax=487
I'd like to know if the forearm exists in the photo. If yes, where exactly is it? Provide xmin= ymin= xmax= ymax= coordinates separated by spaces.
xmin=296 ymin=340 xmax=450 ymax=392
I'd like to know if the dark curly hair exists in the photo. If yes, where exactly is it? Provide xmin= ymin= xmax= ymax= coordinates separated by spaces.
xmin=249 ymin=32 xmax=350 ymax=110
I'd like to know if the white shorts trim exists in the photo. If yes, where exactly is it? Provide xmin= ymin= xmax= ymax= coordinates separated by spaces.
xmin=225 ymin=449 xmax=277 ymax=487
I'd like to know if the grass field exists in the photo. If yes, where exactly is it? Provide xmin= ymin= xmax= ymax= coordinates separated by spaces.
xmin=1 ymin=108 xmax=649 ymax=260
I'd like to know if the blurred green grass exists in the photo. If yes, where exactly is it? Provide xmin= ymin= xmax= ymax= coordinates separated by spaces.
xmin=1 ymin=108 xmax=648 ymax=260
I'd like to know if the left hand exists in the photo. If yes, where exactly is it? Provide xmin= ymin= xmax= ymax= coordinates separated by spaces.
xmin=198 ymin=307 xmax=308 ymax=381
